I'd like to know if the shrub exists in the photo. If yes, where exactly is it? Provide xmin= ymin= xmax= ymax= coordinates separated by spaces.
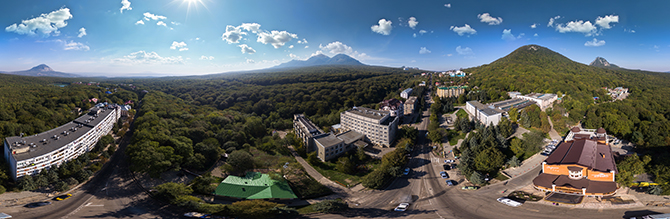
xmin=0 ymin=185 xmax=5 ymax=194
xmin=312 ymin=199 xmax=348 ymax=213
xmin=55 ymin=181 xmax=69 ymax=192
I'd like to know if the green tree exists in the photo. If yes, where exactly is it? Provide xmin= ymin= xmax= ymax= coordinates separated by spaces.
xmin=153 ymin=182 xmax=193 ymax=201
xmin=336 ymin=157 xmax=355 ymax=174
xmin=191 ymin=175 xmax=217 ymax=195
xmin=469 ymin=171 xmax=485 ymax=185
xmin=362 ymin=169 xmax=389 ymax=189
xmin=509 ymin=138 xmax=524 ymax=159
xmin=307 ymin=152 xmax=321 ymax=166
xmin=508 ymin=108 xmax=519 ymax=123
xmin=230 ymin=200 xmax=284 ymax=219
xmin=18 ymin=175 xmax=36 ymax=191
xmin=474 ymin=147 xmax=505 ymax=173
xmin=227 ymin=150 xmax=254 ymax=173
xmin=507 ymin=156 xmax=521 ymax=168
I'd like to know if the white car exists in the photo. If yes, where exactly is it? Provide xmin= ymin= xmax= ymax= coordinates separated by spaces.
xmin=496 ymin=197 xmax=523 ymax=207
xmin=394 ymin=203 xmax=410 ymax=211
xmin=444 ymin=159 xmax=455 ymax=163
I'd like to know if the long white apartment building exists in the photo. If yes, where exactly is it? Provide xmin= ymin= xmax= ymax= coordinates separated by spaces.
xmin=3 ymin=104 xmax=120 ymax=181
xmin=508 ymin=92 xmax=558 ymax=110
xmin=340 ymin=107 xmax=398 ymax=147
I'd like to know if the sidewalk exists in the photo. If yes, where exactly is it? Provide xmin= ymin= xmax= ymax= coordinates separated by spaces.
xmin=503 ymin=153 xmax=545 ymax=178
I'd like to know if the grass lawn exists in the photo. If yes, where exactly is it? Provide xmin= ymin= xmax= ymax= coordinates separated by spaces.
xmin=456 ymin=109 xmax=468 ymax=119
xmin=311 ymin=158 xmax=380 ymax=188
xmin=495 ymin=172 xmax=510 ymax=181
xmin=447 ymin=130 xmax=466 ymax=145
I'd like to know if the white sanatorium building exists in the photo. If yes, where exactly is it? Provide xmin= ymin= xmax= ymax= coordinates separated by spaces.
xmin=507 ymin=92 xmax=558 ymax=110
xmin=3 ymin=104 xmax=120 ymax=181
xmin=465 ymin=101 xmax=503 ymax=126
xmin=340 ymin=107 xmax=398 ymax=147
xmin=293 ymin=114 xmax=366 ymax=161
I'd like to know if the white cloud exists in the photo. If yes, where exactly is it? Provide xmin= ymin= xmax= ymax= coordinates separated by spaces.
xmin=5 ymin=8 xmax=73 ymax=37
xmin=548 ymin=16 xmax=561 ymax=27
xmin=143 ymin=12 xmax=166 ymax=21
xmin=304 ymin=45 xmax=309 ymax=48
xmin=624 ymin=29 xmax=635 ymax=33
xmin=444 ymin=3 xmax=451 ymax=8
xmin=77 ymin=27 xmax=86 ymax=38
xmin=200 ymin=55 xmax=214 ymax=60
xmin=297 ymin=38 xmax=308 ymax=44
xmin=239 ymin=23 xmax=261 ymax=33
xmin=456 ymin=46 xmax=474 ymax=55
xmin=419 ymin=47 xmax=431 ymax=54
xmin=530 ymin=23 xmax=537 ymax=29
xmin=157 ymin=21 xmax=167 ymax=27
xmin=555 ymin=20 xmax=597 ymax=36
xmin=419 ymin=30 xmax=427 ymax=34
xmin=501 ymin=29 xmax=515 ymax=41
xmin=595 ymin=15 xmax=618 ymax=29
xmin=447 ymin=54 xmax=453 ymax=57
xmin=584 ymin=38 xmax=605 ymax=47
xmin=256 ymin=30 xmax=297 ymax=48
xmin=411 ymin=60 xmax=416 ymax=63
xmin=239 ymin=44 xmax=256 ymax=54
xmin=371 ymin=18 xmax=393 ymax=35
xmin=113 ymin=51 xmax=184 ymax=65
xmin=478 ymin=13 xmax=503 ymax=25
xmin=170 ymin=41 xmax=188 ymax=51
xmin=316 ymin=41 xmax=369 ymax=60
xmin=59 ymin=40 xmax=89 ymax=51
xmin=450 ymin=24 xmax=476 ymax=36
xmin=289 ymin=45 xmax=294 ymax=49
xmin=289 ymin=53 xmax=298 ymax=59
xmin=120 ymin=0 xmax=132 ymax=13
xmin=221 ymin=25 xmax=247 ymax=44
xmin=534 ymin=33 xmax=538 ymax=37
xmin=135 ymin=20 xmax=144 ymax=25
xmin=171 ymin=22 xmax=180 ymax=26
xmin=413 ymin=33 xmax=416 ymax=38
xmin=246 ymin=59 xmax=255 ymax=64
xmin=408 ymin=17 xmax=418 ymax=29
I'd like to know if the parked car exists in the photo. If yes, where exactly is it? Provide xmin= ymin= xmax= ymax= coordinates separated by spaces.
xmin=496 ymin=197 xmax=523 ymax=207
xmin=394 ymin=203 xmax=410 ymax=211
xmin=461 ymin=186 xmax=479 ymax=190
xmin=440 ymin=171 xmax=449 ymax=179
xmin=54 ymin=194 xmax=72 ymax=201
xmin=24 ymin=201 xmax=51 ymax=208
xmin=446 ymin=180 xmax=457 ymax=186
xmin=444 ymin=159 xmax=455 ymax=163
xmin=403 ymin=168 xmax=411 ymax=175
xmin=443 ymin=164 xmax=451 ymax=170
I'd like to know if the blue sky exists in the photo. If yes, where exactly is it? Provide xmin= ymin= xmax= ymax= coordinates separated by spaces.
xmin=1 ymin=0 xmax=669 ymax=76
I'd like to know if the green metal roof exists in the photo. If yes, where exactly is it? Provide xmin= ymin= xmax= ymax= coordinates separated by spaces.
xmin=213 ymin=172 xmax=297 ymax=199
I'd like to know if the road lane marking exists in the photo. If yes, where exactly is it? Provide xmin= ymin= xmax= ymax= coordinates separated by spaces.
xmin=85 ymin=202 xmax=104 ymax=207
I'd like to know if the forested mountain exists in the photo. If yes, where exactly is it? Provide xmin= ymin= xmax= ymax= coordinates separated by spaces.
xmin=2 ymin=64 xmax=80 ymax=78
xmin=273 ymin=54 xmax=365 ymax=69
xmin=589 ymin=57 xmax=621 ymax=69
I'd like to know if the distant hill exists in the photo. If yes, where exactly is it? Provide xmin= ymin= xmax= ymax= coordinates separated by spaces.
xmin=273 ymin=54 xmax=365 ymax=69
xmin=2 ymin=64 xmax=80 ymax=78
xmin=589 ymin=57 xmax=621 ymax=69
xmin=465 ymin=44 xmax=670 ymax=102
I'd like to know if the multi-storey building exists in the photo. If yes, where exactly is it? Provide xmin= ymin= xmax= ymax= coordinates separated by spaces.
xmin=340 ymin=107 xmax=398 ymax=147
xmin=436 ymin=86 xmax=467 ymax=98
xmin=379 ymin=99 xmax=404 ymax=117
xmin=465 ymin=101 xmax=503 ymax=126
xmin=293 ymin=114 xmax=325 ymax=154
xmin=400 ymin=88 xmax=413 ymax=99
xmin=293 ymin=114 xmax=366 ymax=161
xmin=404 ymin=96 xmax=417 ymax=115
xmin=533 ymin=127 xmax=618 ymax=196
xmin=507 ymin=92 xmax=558 ymax=110
xmin=3 ymin=104 xmax=119 ymax=181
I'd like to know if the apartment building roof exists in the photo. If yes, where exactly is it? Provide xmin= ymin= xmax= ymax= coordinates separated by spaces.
xmin=336 ymin=130 xmax=365 ymax=145
xmin=346 ymin=107 xmax=389 ymax=120
xmin=314 ymin=134 xmax=343 ymax=148
xmin=405 ymin=96 xmax=417 ymax=105
xmin=380 ymin=99 xmax=403 ymax=110
xmin=545 ymin=139 xmax=617 ymax=173
xmin=5 ymin=106 xmax=116 ymax=161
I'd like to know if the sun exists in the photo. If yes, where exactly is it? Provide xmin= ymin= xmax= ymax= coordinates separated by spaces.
xmin=175 ymin=0 xmax=209 ymax=17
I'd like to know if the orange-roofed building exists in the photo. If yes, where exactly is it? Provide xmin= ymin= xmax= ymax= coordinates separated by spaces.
xmin=533 ymin=127 xmax=618 ymax=197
